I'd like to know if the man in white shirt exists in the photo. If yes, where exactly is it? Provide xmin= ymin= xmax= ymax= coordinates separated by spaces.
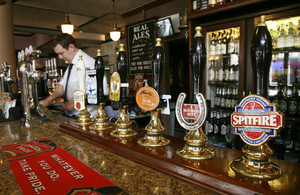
xmin=40 ymin=34 xmax=97 ymax=118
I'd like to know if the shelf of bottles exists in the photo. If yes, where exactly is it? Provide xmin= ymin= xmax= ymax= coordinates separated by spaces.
xmin=192 ymin=0 xmax=236 ymax=12
xmin=205 ymin=27 xmax=240 ymax=149
xmin=266 ymin=16 xmax=300 ymax=163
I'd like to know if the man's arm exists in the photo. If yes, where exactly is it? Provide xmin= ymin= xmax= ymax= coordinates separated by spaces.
xmin=39 ymin=84 xmax=64 ymax=107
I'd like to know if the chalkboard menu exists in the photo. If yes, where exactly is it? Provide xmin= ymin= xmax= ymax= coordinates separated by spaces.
xmin=127 ymin=19 xmax=156 ymax=76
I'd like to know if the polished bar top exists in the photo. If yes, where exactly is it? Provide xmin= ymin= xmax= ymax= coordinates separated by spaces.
xmin=59 ymin=120 xmax=300 ymax=194
xmin=0 ymin=112 xmax=211 ymax=195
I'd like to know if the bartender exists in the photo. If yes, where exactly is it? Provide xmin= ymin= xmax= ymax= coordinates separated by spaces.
xmin=39 ymin=33 xmax=97 ymax=118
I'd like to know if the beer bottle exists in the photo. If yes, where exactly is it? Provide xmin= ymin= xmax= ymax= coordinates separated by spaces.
xmin=209 ymin=33 xmax=216 ymax=56
xmin=277 ymin=24 xmax=285 ymax=49
xmin=250 ymin=15 xmax=273 ymax=98
xmin=208 ymin=60 xmax=216 ymax=82
xmin=278 ymin=85 xmax=288 ymax=114
xmin=220 ymin=112 xmax=228 ymax=135
xmin=220 ymin=87 xmax=226 ymax=108
xmin=214 ymin=111 xmax=220 ymax=135
xmin=285 ymin=22 xmax=295 ymax=49
xmin=288 ymin=85 xmax=298 ymax=117
xmin=216 ymin=32 xmax=222 ymax=55
xmin=234 ymin=29 xmax=240 ymax=55
xmin=207 ymin=111 xmax=214 ymax=134
xmin=223 ymin=57 xmax=230 ymax=82
xmin=221 ymin=31 xmax=227 ymax=55
xmin=227 ymin=29 xmax=235 ymax=54
xmin=215 ymin=87 xmax=220 ymax=107
xmin=295 ymin=20 xmax=300 ymax=48
xmin=217 ymin=61 xmax=224 ymax=82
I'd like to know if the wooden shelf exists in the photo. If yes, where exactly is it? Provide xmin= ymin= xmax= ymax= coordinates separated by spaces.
xmin=189 ymin=0 xmax=269 ymax=20
xmin=59 ymin=120 xmax=300 ymax=194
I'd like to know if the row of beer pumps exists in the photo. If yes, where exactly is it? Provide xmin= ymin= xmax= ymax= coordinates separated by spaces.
xmin=71 ymin=15 xmax=285 ymax=181
xmin=13 ymin=15 xmax=284 ymax=180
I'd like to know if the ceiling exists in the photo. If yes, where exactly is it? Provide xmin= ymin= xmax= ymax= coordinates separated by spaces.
xmin=12 ymin=0 xmax=156 ymax=55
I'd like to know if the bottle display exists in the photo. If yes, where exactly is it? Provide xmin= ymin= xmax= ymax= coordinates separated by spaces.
xmin=205 ymin=26 xmax=241 ymax=149
xmin=265 ymin=16 xmax=300 ymax=163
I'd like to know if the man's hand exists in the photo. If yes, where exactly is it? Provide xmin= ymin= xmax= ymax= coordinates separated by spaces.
xmin=39 ymin=98 xmax=52 ymax=107
xmin=63 ymin=100 xmax=75 ymax=111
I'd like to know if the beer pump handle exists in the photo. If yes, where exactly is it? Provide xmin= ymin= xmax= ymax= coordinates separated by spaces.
xmin=152 ymin=38 xmax=164 ymax=98
xmin=95 ymin=49 xmax=105 ymax=102
xmin=117 ymin=44 xmax=128 ymax=103
xmin=250 ymin=15 xmax=272 ymax=97
xmin=77 ymin=55 xmax=86 ymax=92
xmin=190 ymin=26 xmax=206 ymax=103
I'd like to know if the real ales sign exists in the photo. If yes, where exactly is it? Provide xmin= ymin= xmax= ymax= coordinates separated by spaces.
xmin=127 ymin=19 xmax=156 ymax=75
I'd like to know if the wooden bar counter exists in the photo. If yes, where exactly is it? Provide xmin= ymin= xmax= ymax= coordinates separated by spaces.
xmin=1 ymin=110 xmax=300 ymax=194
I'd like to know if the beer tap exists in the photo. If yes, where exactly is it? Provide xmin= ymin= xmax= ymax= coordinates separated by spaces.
xmin=0 ymin=63 xmax=4 ymax=92
xmin=175 ymin=27 xmax=214 ymax=159
xmin=137 ymin=38 xmax=170 ymax=147
xmin=18 ymin=45 xmax=46 ymax=127
xmin=110 ymin=44 xmax=137 ymax=138
xmin=18 ymin=49 xmax=31 ymax=127
xmin=0 ymin=62 xmax=16 ymax=93
xmin=90 ymin=49 xmax=112 ymax=131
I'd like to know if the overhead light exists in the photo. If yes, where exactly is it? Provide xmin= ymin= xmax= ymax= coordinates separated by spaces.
xmin=61 ymin=13 xmax=75 ymax=35
xmin=110 ymin=0 xmax=121 ymax=41
xmin=110 ymin=22 xmax=121 ymax=41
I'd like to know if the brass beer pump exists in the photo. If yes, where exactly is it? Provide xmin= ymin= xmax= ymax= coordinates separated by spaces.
xmin=137 ymin=38 xmax=170 ymax=147
xmin=175 ymin=27 xmax=214 ymax=159
xmin=110 ymin=44 xmax=137 ymax=137
xmin=90 ymin=49 xmax=112 ymax=131
xmin=74 ymin=55 xmax=93 ymax=126
xmin=230 ymin=16 xmax=282 ymax=179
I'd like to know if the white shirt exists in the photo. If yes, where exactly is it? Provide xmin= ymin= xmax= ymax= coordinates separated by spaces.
xmin=59 ymin=49 xmax=97 ymax=118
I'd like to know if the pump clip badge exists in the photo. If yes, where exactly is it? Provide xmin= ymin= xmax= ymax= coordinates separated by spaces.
xmin=231 ymin=95 xmax=284 ymax=146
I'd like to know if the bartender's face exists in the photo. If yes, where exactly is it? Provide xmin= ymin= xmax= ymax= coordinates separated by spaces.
xmin=53 ymin=43 xmax=75 ymax=63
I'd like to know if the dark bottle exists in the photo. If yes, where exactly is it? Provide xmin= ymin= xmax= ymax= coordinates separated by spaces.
xmin=214 ymin=111 xmax=220 ymax=135
xmin=272 ymin=85 xmax=282 ymax=110
xmin=220 ymin=87 xmax=226 ymax=108
xmin=190 ymin=26 xmax=207 ymax=103
xmin=117 ymin=43 xmax=128 ymax=104
xmin=215 ymin=87 xmax=220 ymax=107
xmin=220 ymin=112 xmax=228 ymax=136
xmin=279 ymin=85 xmax=288 ymax=115
xmin=95 ymin=49 xmax=105 ymax=103
xmin=207 ymin=111 xmax=214 ymax=134
xmin=152 ymin=38 xmax=164 ymax=96
xmin=223 ymin=57 xmax=230 ymax=82
xmin=288 ymin=85 xmax=298 ymax=117
xmin=250 ymin=15 xmax=273 ymax=98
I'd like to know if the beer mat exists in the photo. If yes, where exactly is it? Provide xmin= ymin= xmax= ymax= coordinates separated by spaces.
xmin=1 ymin=138 xmax=126 ymax=195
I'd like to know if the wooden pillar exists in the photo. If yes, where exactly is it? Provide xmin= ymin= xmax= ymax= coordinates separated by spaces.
xmin=0 ymin=0 xmax=16 ymax=92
